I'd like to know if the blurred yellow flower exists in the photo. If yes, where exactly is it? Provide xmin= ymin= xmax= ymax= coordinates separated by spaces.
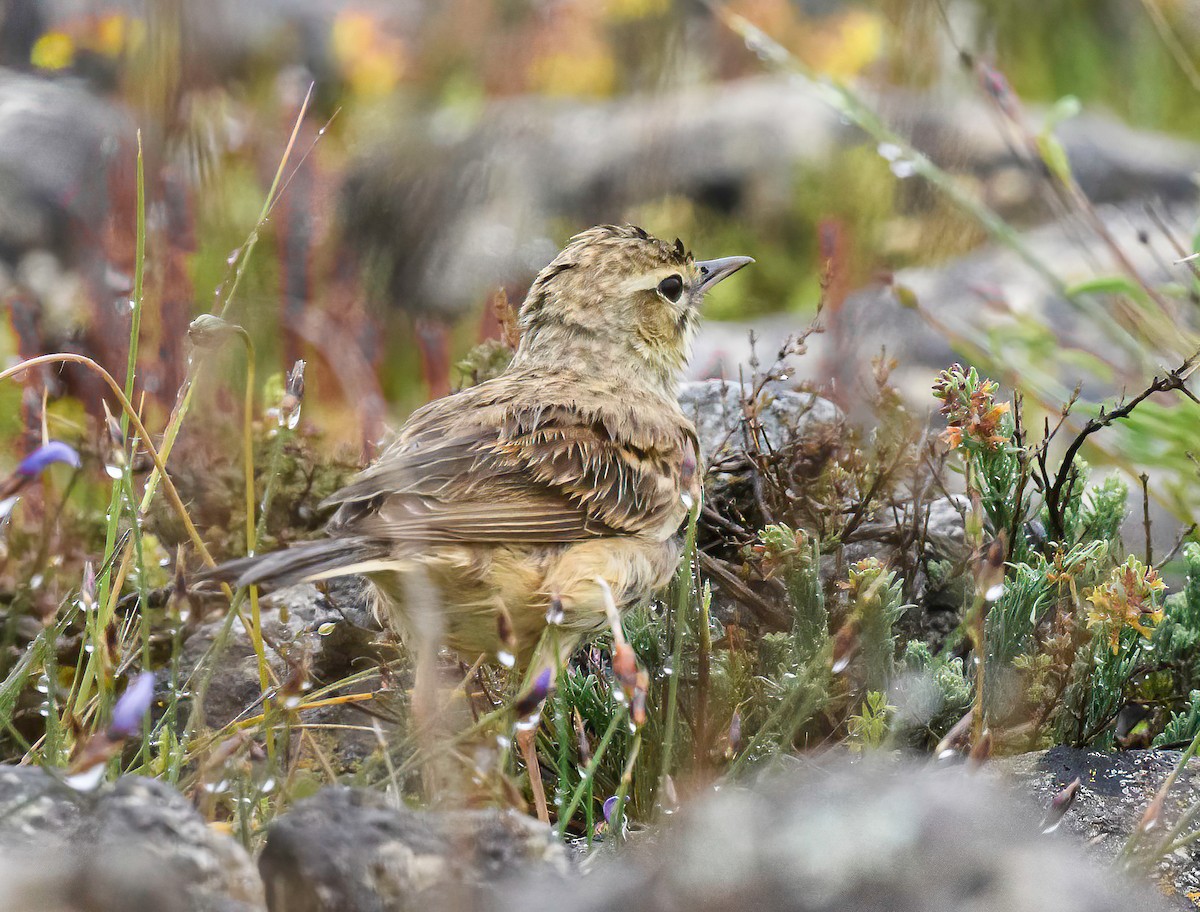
xmin=606 ymin=0 xmax=670 ymax=22
xmin=93 ymin=14 xmax=145 ymax=58
xmin=528 ymin=47 xmax=616 ymax=98
xmin=809 ymin=9 xmax=883 ymax=79
xmin=332 ymin=11 xmax=406 ymax=97
xmin=31 ymin=32 xmax=74 ymax=71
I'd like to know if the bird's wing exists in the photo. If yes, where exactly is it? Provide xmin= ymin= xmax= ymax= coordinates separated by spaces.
xmin=322 ymin=377 xmax=695 ymax=544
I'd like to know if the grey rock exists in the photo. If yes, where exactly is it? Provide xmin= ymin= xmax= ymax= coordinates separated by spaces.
xmin=258 ymin=787 xmax=569 ymax=912
xmin=183 ymin=577 xmax=393 ymax=771
xmin=678 ymin=378 xmax=842 ymax=464
xmin=184 ymin=577 xmax=383 ymax=728
xmin=345 ymin=75 xmax=1200 ymax=321
xmin=923 ymin=493 xmax=970 ymax=560
xmin=0 ymin=765 xmax=264 ymax=912
xmin=999 ymin=747 xmax=1200 ymax=910
xmin=497 ymin=759 xmax=1171 ymax=912
xmin=0 ymin=70 xmax=127 ymax=263
xmin=838 ymin=494 xmax=969 ymax=650
xmin=693 ymin=199 xmax=1200 ymax=405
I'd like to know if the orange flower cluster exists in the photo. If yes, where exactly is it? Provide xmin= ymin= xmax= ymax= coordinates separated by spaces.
xmin=748 ymin=524 xmax=810 ymax=581
xmin=1085 ymin=557 xmax=1166 ymax=653
xmin=931 ymin=364 xmax=1011 ymax=452
xmin=837 ymin=556 xmax=886 ymax=598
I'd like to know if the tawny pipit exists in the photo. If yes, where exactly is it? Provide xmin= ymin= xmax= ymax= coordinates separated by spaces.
xmin=219 ymin=225 xmax=751 ymax=673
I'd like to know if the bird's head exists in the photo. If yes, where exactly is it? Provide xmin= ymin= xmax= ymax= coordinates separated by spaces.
xmin=514 ymin=225 xmax=752 ymax=393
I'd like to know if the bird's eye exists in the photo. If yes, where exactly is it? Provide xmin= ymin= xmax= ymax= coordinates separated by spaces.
xmin=657 ymin=274 xmax=684 ymax=302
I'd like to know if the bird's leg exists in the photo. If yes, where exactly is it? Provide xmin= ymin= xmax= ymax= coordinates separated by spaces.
xmin=400 ymin=567 xmax=451 ymax=804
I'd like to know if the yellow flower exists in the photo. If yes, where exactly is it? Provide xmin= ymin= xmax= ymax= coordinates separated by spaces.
xmin=1085 ymin=557 xmax=1166 ymax=653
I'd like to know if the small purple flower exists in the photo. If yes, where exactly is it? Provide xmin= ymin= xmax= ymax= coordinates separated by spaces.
xmin=108 ymin=671 xmax=156 ymax=739
xmin=514 ymin=667 xmax=554 ymax=717
xmin=603 ymin=795 xmax=619 ymax=823
xmin=530 ymin=668 xmax=552 ymax=700
xmin=17 ymin=441 xmax=81 ymax=477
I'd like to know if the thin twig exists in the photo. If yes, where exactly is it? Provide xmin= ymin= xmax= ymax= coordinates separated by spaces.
xmin=1045 ymin=349 xmax=1200 ymax=537
xmin=1141 ymin=473 xmax=1153 ymax=566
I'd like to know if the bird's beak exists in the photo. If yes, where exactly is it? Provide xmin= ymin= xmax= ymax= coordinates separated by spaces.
xmin=695 ymin=256 xmax=754 ymax=294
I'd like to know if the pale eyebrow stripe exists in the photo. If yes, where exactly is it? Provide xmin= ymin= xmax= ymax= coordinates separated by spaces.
xmin=615 ymin=266 xmax=690 ymax=295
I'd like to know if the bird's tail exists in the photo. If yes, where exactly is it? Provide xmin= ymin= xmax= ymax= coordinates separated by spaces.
xmin=201 ymin=536 xmax=390 ymax=590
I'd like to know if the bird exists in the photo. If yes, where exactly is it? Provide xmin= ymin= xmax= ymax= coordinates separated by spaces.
xmin=218 ymin=224 xmax=751 ymax=664
xmin=209 ymin=224 xmax=752 ymax=814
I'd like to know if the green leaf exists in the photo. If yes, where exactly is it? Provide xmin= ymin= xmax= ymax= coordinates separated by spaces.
xmin=1063 ymin=275 xmax=1147 ymax=298
xmin=1046 ymin=94 xmax=1082 ymax=129
xmin=1036 ymin=132 xmax=1073 ymax=187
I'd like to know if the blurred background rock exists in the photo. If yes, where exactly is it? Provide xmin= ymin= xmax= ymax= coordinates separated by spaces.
xmin=3 ymin=0 xmax=1198 ymax=450
xmin=4 ymin=5 xmax=1200 ymax=907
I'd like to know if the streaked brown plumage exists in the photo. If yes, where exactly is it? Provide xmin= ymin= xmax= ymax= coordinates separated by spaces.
xmin=216 ymin=225 xmax=752 ymax=671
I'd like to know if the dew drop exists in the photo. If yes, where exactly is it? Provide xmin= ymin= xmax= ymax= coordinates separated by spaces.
xmin=65 ymin=765 xmax=107 ymax=792
xmin=515 ymin=711 xmax=541 ymax=733
xmin=877 ymin=142 xmax=903 ymax=161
